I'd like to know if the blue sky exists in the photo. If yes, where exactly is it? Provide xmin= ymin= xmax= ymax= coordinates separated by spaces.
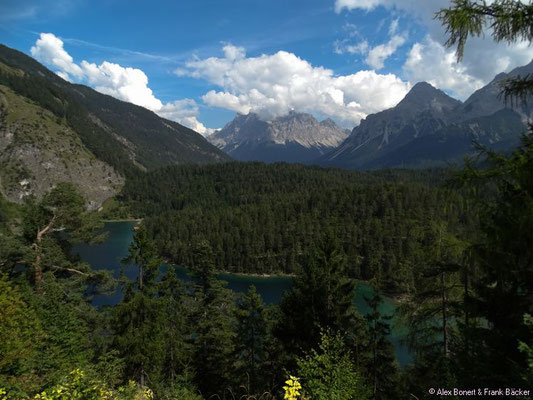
xmin=1 ymin=0 xmax=532 ymax=133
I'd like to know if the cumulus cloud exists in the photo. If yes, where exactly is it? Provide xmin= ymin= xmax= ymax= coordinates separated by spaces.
xmin=403 ymin=36 xmax=484 ymax=99
xmin=80 ymin=60 xmax=163 ymax=111
xmin=177 ymin=45 xmax=410 ymax=126
xmin=158 ymin=99 xmax=216 ymax=135
xmin=366 ymin=34 xmax=406 ymax=69
xmin=31 ymin=33 xmax=83 ymax=79
xmin=30 ymin=33 xmax=214 ymax=135
xmin=334 ymin=0 xmax=533 ymax=99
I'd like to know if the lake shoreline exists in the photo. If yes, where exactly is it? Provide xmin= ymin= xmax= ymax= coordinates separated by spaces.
xmin=102 ymin=218 xmax=142 ymax=223
xmin=211 ymin=269 xmax=405 ymax=303
xmin=212 ymin=269 xmax=405 ymax=303
xmin=102 ymin=220 xmax=405 ymax=303
xmin=217 ymin=270 xmax=295 ymax=279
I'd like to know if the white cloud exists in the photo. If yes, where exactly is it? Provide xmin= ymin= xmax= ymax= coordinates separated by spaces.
xmin=30 ymin=33 xmax=83 ymax=79
xmin=334 ymin=0 xmax=450 ymax=15
xmin=366 ymin=34 xmax=406 ymax=70
xmin=388 ymin=18 xmax=399 ymax=36
xmin=403 ymin=36 xmax=484 ymax=99
xmin=334 ymin=0 xmax=533 ymax=99
xmin=335 ymin=20 xmax=407 ymax=70
xmin=334 ymin=39 xmax=368 ymax=55
xmin=30 ymin=33 xmax=214 ymax=135
xmin=158 ymin=99 xmax=216 ymax=135
xmin=335 ymin=0 xmax=383 ymax=12
xmin=177 ymin=45 xmax=410 ymax=126
xmin=80 ymin=60 xmax=163 ymax=111
xmin=365 ymin=20 xmax=407 ymax=70
xmin=334 ymin=0 xmax=519 ymax=15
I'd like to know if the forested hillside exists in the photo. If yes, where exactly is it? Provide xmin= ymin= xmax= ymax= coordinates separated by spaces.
xmin=1 ymin=1 xmax=533 ymax=399
xmin=0 ymin=83 xmax=124 ymax=209
xmin=119 ymin=163 xmax=472 ymax=294
xmin=0 ymin=44 xmax=230 ymax=181
xmin=2 ymin=130 xmax=532 ymax=399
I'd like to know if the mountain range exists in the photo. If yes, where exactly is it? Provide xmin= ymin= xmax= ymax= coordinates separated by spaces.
xmin=320 ymin=61 xmax=532 ymax=169
xmin=1 ymin=41 xmax=531 ymax=208
xmin=207 ymin=111 xmax=349 ymax=163
xmin=0 ymin=44 xmax=230 ymax=208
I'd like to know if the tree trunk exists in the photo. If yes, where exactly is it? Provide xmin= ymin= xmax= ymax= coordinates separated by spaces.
xmin=32 ymin=215 xmax=56 ymax=292
xmin=139 ymin=263 xmax=143 ymax=291
xmin=373 ymin=324 xmax=378 ymax=397
xmin=250 ymin=324 xmax=256 ymax=394
xmin=463 ymin=261 xmax=470 ymax=354
xmin=441 ymin=271 xmax=449 ymax=357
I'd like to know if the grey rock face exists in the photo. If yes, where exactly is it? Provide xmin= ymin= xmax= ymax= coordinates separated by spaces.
xmin=208 ymin=111 xmax=349 ymax=163
xmin=320 ymin=60 xmax=533 ymax=170
xmin=0 ymin=84 xmax=124 ymax=210
xmin=453 ymin=60 xmax=533 ymax=122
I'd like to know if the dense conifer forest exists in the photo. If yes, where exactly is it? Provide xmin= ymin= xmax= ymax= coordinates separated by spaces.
xmin=119 ymin=164 xmax=472 ymax=295
xmin=1 ymin=1 xmax=533 ymax=399
xmin=2 ymin=130 xmax=532 ymax=398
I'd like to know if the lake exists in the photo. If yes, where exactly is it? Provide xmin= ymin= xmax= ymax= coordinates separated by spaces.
xmin=73 ymin=221 xmax=411 ymax=365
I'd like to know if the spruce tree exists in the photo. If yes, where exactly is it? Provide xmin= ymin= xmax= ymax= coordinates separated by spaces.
xmin=189 ymin=240 xmax=236 ymax=398
xmin=157 ymin=268 xmax=192 ymax=389
xmin=113 ymin=225 xmax=164 ymax=388
xmin=363 ymin=291 xmax=399 ymax=400
xmin=438 ymin=0 xmax=533 ymax=387
xmin=233 ymin=285 xmax=268 ymax=395
xmin=275 ymin=233 xmax=365 ymax=363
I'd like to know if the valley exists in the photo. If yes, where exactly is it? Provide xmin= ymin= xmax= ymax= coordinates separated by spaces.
xmin=1 ymin=1 xmax=532 ymax=399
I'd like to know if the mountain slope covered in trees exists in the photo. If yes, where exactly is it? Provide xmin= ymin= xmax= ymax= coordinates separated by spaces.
xmin=0 ymin=44 xmax=230 ymax=196
xmin=0 ymin=82 xmax=123 ymax=209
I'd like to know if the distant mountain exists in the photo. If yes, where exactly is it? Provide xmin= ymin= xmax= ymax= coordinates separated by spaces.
xmin=452 ymin=60 xmax=533 ymax=122
xmin=208 ymin=111 xmax=349 ymax=163
xmin=0 ymin=43 xmax=230 ymax=207
xmin=320 ymin=61 xmax=532 ymax=170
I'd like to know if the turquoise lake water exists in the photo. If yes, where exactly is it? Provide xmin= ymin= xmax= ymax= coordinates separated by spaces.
xmin=72 ymin=221 xmax=411 ymax=365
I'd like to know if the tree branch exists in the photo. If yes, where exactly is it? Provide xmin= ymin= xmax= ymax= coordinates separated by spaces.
xmin=51 ymin=265 xmax=90 ymax=276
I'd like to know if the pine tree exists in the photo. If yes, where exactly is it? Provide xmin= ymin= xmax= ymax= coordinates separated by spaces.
xmin=189 ymin=240 xmax=236 ymax=398
xmin=275 ymin=233 xmax=365 ymax=363
xmin=22 ymin=183 xmax=86 ymax=291
xmin=437 ymin=0 xmax=533 ymax=387
xmin=363 ymin=290 xmax=399 ymax=400
xmin=113 ymin=225 xmax=164 ymax=388
xmin=233 ymin=285 xmax=268 ymax=395
xmin=437 ymin=0 xmax=533 ymax=102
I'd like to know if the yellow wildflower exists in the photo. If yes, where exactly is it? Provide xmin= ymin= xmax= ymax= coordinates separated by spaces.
xmin=283 ymin=375 xmax=302 ymax=400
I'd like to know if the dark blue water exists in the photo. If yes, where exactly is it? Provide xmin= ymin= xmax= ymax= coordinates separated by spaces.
xmin=73 ymin=221 xmax=411 ymax=365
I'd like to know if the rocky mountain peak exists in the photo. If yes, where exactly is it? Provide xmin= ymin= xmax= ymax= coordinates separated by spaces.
xmin=208 ymin=111 xmax=349 ymax=163
xmin=320 ymin=118 xmax=338 ymax=128
xmin=399 ymin=81 xmax=461 ymax=114
xmin=455 ymin=58 xmax=533 ymax=122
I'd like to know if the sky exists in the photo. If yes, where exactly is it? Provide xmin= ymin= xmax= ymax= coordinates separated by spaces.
xmin=1 ymin=0 xmax=532 ymax=135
